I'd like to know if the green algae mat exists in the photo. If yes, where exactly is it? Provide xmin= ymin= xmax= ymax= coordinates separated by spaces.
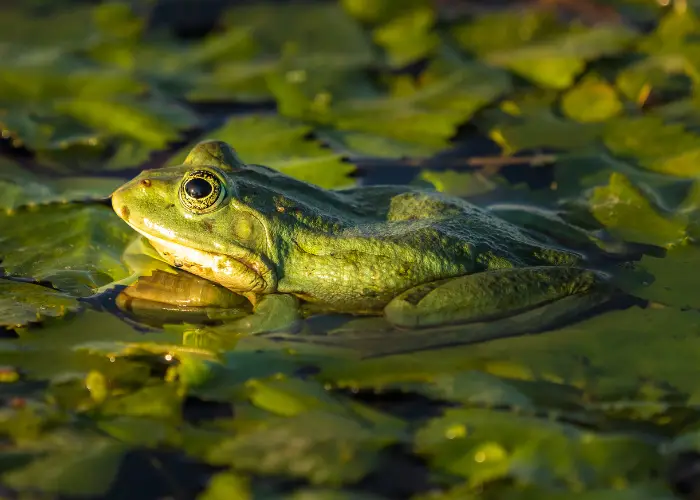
xmin=2 ymin=0 xmax=700 ymax=498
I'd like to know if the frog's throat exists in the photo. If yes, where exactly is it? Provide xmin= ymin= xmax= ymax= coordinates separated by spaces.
xmin=126 ymin=225 xmax=277 ymax=295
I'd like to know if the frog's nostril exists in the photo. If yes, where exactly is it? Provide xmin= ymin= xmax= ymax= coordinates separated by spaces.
xmin=140 ymin=179 xmax=152 ymax=188
xmin=120 ymin=205 xmax=130 ymax=222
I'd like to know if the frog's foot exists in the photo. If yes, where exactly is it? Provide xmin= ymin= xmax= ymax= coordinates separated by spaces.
xmin=210 ymin=294 xmax=303 ymax=336
xmin=384 ymin=266 xmax=607 ymax=329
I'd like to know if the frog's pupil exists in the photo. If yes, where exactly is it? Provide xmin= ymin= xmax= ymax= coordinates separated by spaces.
xmin=185 ymin=178 xmax=213 ymax=199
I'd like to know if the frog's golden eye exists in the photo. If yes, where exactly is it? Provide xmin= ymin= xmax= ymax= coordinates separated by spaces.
xmin=179 ymin=170 xmax=225 ymax=213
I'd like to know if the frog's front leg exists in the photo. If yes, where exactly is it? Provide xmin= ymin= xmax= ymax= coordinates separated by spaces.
xmin=216 ymin=294 xmax=303 ymax=335
xmin=384 ymin=266 xmax=607 ymax=329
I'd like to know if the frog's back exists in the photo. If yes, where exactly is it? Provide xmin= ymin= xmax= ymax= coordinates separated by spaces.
xmin=280 ymin=187 xmax=583 ymax=312
xmin=344 ymin=187 xmax=583 ymax=269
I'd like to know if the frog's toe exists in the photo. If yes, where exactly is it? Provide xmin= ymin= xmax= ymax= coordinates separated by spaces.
xmin=384 ymin=278 xmax=464 ymax=328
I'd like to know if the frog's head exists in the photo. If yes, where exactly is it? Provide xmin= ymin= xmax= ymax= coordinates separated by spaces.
xmin=111 ymin=141 xmax=277 ymax=295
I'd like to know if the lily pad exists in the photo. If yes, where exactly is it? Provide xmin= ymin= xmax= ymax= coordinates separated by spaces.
xmin=168 ymin=114 xmax=355 ymax=189
xmin=0 ymin=280 xmax=81 ymax=329
xmin=452 ymin=9 xmax=637 ymax=89
xmin=2 ymin=432 xmax=128 ymax=497
xmin=561 ymin=74 xmax=623 ymax=123
xmin=0 ymin=160 xmax=123 ymax=210
xmin=604 ymin=116 xmax=700 ymax=178
xmin=206 ymin=410 xmax=401 ymax=485
xmin=588 ymin=172 xmax=688 ymax=247
xmin=0 ymin=204 xmax=133 ymax=296
xmin=372 ymin=6 xmax=439 ymax=67
xmin=633 ymin=244 xmax=700 ymax=308
xmin=415 ymin=407 xmax=660 ymax=489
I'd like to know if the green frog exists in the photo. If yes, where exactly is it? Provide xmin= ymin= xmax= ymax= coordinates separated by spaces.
xmin=111 ymin=140 xmax=615 ymax=345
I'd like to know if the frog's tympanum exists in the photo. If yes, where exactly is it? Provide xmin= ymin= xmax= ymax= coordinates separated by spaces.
xmin=112 ymin=141 xmax=616 ymax=346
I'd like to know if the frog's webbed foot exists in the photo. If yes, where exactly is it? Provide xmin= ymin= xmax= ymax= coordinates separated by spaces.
xmin=384 ymin=266 xmax=609 ymax=329
xmin=207 ymin=294 xmax=303 ymax=336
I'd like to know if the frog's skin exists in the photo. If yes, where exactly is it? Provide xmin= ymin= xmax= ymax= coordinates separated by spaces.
xmin=111 ymin=140 xmax=611 ymax=341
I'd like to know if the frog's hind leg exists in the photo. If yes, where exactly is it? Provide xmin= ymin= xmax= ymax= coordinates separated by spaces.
xmin=384 ymin=266 xmax=608 ymax=329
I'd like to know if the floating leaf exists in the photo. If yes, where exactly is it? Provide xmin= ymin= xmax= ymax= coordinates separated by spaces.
xmin=0 ymin=160 xmax=123 ymax=210
xmin=0 ymin=280 xmax=81 ymax=328
xmin=561 ymin=75 xmax=623 ymax=123
xmin=198 ymin=472 xmax=252 ymax=500
xmin=453 ymin=9 xmax=637 ymax=89
xmin=420 ymin=170 xmax=499 ymax=198
xmin=169 ymin=114 xmax=355 ymax=189
xmin=604 ymin=116 xmax=700 ymax=177
xmin=2 ymin=432 xmax=128 ymax=497
xmin=206 ymin=410 xmax=401 ymax=485
xmin=415 ymin=408 xmax=660 ymax=489
xmin=633 ymin=244 xmax=700 ymax=308
xmin=373 ymin=7 xmax=439 ymax=67
xmin=341 ymin=0 xmax=431 ymax=25
xmin=0 ymin=204 xmax=133 ymax=296
xmin=588 ymin=172 xmax=688 ymax=247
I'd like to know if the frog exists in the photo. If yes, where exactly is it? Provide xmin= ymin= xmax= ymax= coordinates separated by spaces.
xmin=110 ymin=140 xmax=618 ymax=347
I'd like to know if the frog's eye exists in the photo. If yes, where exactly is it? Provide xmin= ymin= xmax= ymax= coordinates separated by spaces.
xmin=179 ymin=170 xmax=226 ymax=213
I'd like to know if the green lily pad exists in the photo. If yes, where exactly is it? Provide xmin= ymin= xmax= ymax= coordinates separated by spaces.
xmin=588 ymin=172 xmax=688 ymax=247
xmin=0 ymin=280 xmax=81 ymax=329
xmin=168 ymin=114 xmax=355 ymax=189
xmin=452 ymin=9 xmax=637 ymax=89
xmin=419 ymin=170 xmax=499 ymax=198
xmin=206 ymin=410 xmax=401 ymax=486
xmin=2 ymin=432 xmax=128 ymax=496
xmin=341 ymin=0 xmax=431 ymax=25
xmin=223 ymin=2 xmax=375 ymax=66
xmin=415 ymin=408 xmax=660 ymax=489
xmin=198 ymin=472 xmax=252 ymax=500
xmin=561 ymin=74 xmax=623 ymax=123
xmin=373 ymin=6 xmax=439 ymax=67
xmin=604 ymin=116 xmax=700 ymax=178
xmin=0 ymin=204 xmax=133 ymax=296
xmin=0 ymin=160 xmax=123 ymax=210
xmin=632 ymin=244 xmax=700 ymax=308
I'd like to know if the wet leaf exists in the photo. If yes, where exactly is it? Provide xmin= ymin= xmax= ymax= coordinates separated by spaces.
xmin=561 ymin=75 xmax=623 ymax=123
xmin=0 ymin=204 xmax=133 ymax=296
xmin=588 ymin=172 xmax=688 ymax=247
xmin=633 ymin=244 xmax=700 ymax=308
xmin=453 ymin=10 xmax=637 ymax=89
xmin=2 ymin=432 xmax=128 ymax=496
xmin=198 ymin=471 xmax=251 ymax=500
xmin=415 ymin=408 xmax=660 ymax=489
xmin=373 ymin=7 xmax=439 ymax=67
xmin=169 ymin=114 xmax=355 ymax=189
xmin=0 ymin=161 xmax=123 ymax=210
xmin=206 ymin=410 xmax=401 ymax=485
xmin=341 ymin=0 xmax=431 ymax=25
xmin=420 ymin=170 xmax=499 ymax=198
xmin=487 ymin=110 xmax=602 ymax=155
xmin=0 ymin=280 xmax=81 ymax=329
xmin=604 ymin=116 xmax=700 ymax=177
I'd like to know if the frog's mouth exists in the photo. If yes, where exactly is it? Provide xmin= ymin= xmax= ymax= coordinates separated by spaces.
xmin=125 ymin=223 xmax=277 ymax=296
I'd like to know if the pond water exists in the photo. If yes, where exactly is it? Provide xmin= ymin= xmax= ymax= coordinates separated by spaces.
xmin=0 ymin=0 xmax=698 ymax=499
